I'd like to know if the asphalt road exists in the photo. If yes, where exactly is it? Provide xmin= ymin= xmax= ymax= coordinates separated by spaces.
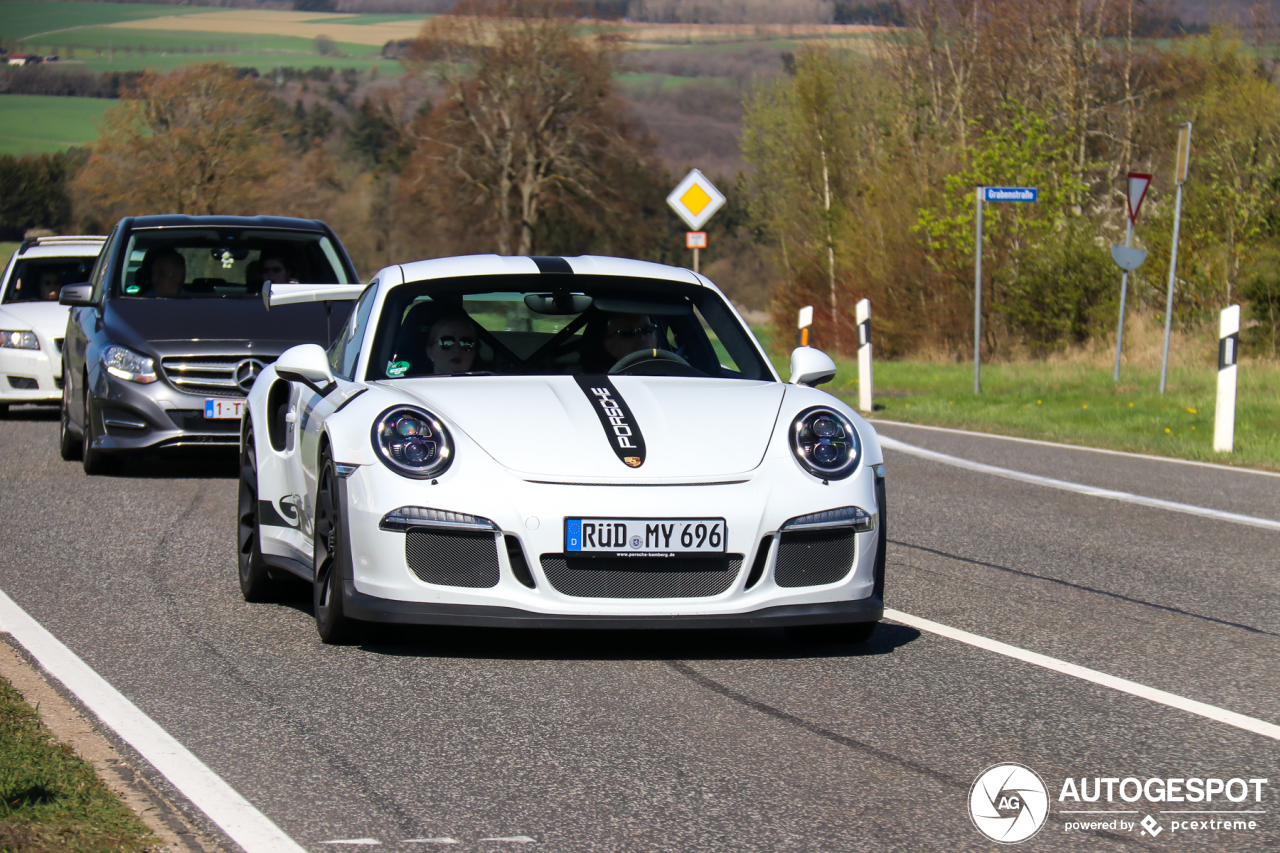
xmin=1 ymin=405 xmax=1277 ymax=852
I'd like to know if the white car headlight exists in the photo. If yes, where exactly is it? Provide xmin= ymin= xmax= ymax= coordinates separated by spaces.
xmin=1 ymin=330 xmax=40 ymax=350
xmin=789 ymin=406 xmax=860 ymax=480
xmin=372 ymin=406 xmax=454 ymax=479
xmin=100 ymin=344 xmax=158 ymax=383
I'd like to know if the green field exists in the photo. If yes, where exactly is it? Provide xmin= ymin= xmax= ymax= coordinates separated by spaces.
xmin=0 ymin=0 xmax=207 ymax=40
xmin=0 ymin=94 xmax=108 ymax=155
xmin=764 ymin=353 xmax=1280 ymax=472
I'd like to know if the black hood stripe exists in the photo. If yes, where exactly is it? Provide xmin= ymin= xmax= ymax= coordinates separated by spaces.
xmin=574 ymin=375 xmax=646 ymax=468
xmin=530 ymin=256 xmax=573 ymax=274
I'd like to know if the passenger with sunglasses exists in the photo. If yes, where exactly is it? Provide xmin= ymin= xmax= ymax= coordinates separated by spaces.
xmin=426 ymin=311 xmax=480 ymax=375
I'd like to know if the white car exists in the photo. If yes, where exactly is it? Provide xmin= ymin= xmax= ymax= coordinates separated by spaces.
xmin=238 ymin=255 xmax=887 ymax=644
xmin=0 ymin=235 xmax=105 ymax=414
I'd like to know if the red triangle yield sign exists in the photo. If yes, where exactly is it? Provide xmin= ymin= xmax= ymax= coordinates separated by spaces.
xmin=1127 ymin=172 xmax=1153 ymax=224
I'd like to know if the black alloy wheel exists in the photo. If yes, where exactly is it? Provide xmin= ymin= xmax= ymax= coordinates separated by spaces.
xmin=80 ymin=391 xmax=120 ymax=476
xmin=58 ymin=369 xmax=80 ymax=461
xmin=313 ymin=454 xmax=360 ymax=645
xmin=239 ymin=425 xmax=283 ymax=602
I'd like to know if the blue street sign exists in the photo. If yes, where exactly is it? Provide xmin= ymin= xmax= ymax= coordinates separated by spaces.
xmin=984 ymin=187 xmax=1038 ymax=202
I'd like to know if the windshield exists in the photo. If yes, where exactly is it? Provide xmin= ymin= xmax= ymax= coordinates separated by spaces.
xmin=115 ymin=228 xmax=351 ymax=299
xmin=3 ymin=256 xmax=98 ymax=303
xmin=365 ymin=276 xmax=773 ymax=381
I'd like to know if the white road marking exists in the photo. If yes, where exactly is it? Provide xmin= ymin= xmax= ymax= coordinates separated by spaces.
xmin=320 ymin=841 xmax=381 ymax=846
xmin=402 ymin=841 xmax=460 ymax=845
xmin=879 ymin=436 xmax=1280 ymax=531
xmin=885 ymin=608 xmax=1280 ymax=742
xmin=873 ymin=420 xmax=1280 ymax=478
xmin=0 ymin=588 xmax=307 ymax=853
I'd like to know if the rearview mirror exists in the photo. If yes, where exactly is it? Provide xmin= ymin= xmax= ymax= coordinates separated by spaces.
xmin=789 ymin=346 xmax=837 ymax=387
xmin=58 ymin=283 xmax=95 ymax=307
xmin=275 ymin=344 xmax=335 ymax=396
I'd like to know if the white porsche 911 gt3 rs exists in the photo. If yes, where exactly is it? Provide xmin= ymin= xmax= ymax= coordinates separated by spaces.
xmin=239 ymin=255 xmax=886 ymax=644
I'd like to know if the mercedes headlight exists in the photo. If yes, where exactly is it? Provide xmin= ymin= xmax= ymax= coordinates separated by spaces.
xmin=789 ymin=406 xmax=860 ymax=480
xmin=372 ymin=406 xmax=453 ymax=479
xmin=1 ymin=330 xmax=39 ymax=350
xmin=100 ymin=344 xmax=157 ymax=383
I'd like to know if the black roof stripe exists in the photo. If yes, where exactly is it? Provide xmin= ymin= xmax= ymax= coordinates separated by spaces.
xmin=530 ymin=256 xmax=574 ymax=274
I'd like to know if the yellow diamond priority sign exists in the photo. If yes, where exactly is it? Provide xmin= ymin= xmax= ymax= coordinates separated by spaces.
xmin=667 ymin=169 xmax=725 ymax=230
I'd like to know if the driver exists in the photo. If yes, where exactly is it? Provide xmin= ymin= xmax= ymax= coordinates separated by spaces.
xmin=143 ymin=248 xmax=186 ymax=297
xmin=602 ymin=313 xmax=660 ymax=364
xmin=38 ymin=270 xmax=62 ymax=301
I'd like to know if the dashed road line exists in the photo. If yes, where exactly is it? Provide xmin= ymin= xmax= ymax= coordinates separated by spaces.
xmin=884 ymin=608 xmax=1280 ymax=742
xmin=880 ymin=436 xmax=1280 ymax=531
xmin=0 ymin=587 xmax=307 ymax=853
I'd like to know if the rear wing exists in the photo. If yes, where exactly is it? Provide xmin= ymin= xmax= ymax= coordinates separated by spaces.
xmin=264 ymin=281 xmax=366 ymax=310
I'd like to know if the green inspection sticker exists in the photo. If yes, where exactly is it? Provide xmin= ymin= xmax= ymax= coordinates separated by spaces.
xmin=386 ymin=360 xmax=410 ymax=377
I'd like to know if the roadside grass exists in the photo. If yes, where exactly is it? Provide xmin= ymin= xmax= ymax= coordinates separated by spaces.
xmin=0 ymin=676 xmax=155 ymax=851
xmin=758 ymin=339 xmax=1280 ymax=471
xmin=0 ymin=94 xmax=109 ymax=156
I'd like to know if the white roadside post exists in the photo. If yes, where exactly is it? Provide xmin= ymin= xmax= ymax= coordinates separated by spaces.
xmin=973 ymin=186 xmax=1038 ymax=394
xmin=856 ymin=298 xmax=872 ymax=413
xmin=1161 ymin=122 xmax=1192 ymax=394
xmin=1213 ymin=304 xmax=1241 ymax=453
xmin=797 ymin=305 xmax=814 ymax=348
xmin=1112 ymin=172 xmax=1152 ymax=382
xmin=667 ymin=169 xmax=725 ymax=273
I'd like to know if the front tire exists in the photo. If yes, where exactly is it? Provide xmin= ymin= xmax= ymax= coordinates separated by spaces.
xmin=313 ymin=453 xmax=360 ymax=644
xmin=59 ymin=371 xmax=81 ymax=461
xmin=239 ymin=425 xmax=283 ymax=602
xmin=81 ymin=393 xmax=121 ymax=476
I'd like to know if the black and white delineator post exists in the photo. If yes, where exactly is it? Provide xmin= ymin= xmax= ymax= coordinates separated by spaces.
xmin=856 ymin=298 xmax=872 ymax=413
xmin=1112 ymin=172 xmax=1151 ymax=382
xmin=1213 ymin=304 xmax=1240 ymax=453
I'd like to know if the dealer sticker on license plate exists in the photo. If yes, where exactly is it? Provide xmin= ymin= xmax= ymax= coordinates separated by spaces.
xmin=204 ymin=398 xmax=244 ymax=419
xmin=565 ymin=518 xmax=726 ymax=557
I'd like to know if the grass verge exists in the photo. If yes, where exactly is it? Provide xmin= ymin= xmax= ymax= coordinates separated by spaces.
xmin=761 ymin=345 xmax=1280 ymax=472
xmin=0 ymin=675 xmax=155 ymax=852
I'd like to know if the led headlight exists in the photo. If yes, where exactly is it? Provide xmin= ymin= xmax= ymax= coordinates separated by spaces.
xmin=372 ymin=406 xmax=453 ymax=479
xmin=789 ymin=406 xmax=860 ymax=480
xmin=1 ymin=330 xmax=40 ymax=350
xmin=100 ymin=344 xmax=157 ymax=383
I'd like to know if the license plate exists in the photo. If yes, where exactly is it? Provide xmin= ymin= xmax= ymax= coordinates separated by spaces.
xmin=204 ymin=398 xmax=244 ymax=419
xmin=565 ymin=518 xmax=726 ymax=557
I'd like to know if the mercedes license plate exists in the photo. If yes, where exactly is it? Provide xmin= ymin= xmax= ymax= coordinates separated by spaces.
xmin=204 ymin=398 xmax=244 ymax=419
xmin=565 ymin=518 xmax=726 ymax=557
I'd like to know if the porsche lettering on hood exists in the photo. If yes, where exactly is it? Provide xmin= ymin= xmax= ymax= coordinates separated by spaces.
xmin=395 ymin=376 xmax=786 ymax=478
xmin=574 ymin=375 xmax=646 ymax=468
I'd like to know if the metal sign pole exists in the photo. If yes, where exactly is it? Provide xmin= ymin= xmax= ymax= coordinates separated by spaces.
xmin=1160 ymin=123 xmax=1192 ymax=394
xmin=974 ymin=187 xmax=984 ymax=395
xmin=693 ymin=247 xmax=699 ymax=274
xmin=1114 ymin=217 xmax=1134 ymax=382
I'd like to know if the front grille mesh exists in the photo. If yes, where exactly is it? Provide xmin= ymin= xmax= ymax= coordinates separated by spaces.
xmin=160 ymin=355 xmax=274 ymax=397
xmin=775 ymin=529 xmax=856 ymax=588
xmin=167 ymin=409 xmax=241 ymax=433
xmin=6 ymin=376 xmax=38 ymax=390
xmin=405 ymin=530 xmax=500 ymax=588
xmin=540 ymin=554 xmax=742 ymax=598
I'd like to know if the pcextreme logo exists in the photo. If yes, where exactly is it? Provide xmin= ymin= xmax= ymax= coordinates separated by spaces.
xmin=969 ymin=764 xmax=1270 ymax=843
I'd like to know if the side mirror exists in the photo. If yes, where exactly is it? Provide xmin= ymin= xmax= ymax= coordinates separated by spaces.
xmin=59 ymin=283 xmax=95 ymax=307
xmin=789 ymin=346 xmax=837 ymax=387
xmin=275 ymin=344 xmax=335 ymax=396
